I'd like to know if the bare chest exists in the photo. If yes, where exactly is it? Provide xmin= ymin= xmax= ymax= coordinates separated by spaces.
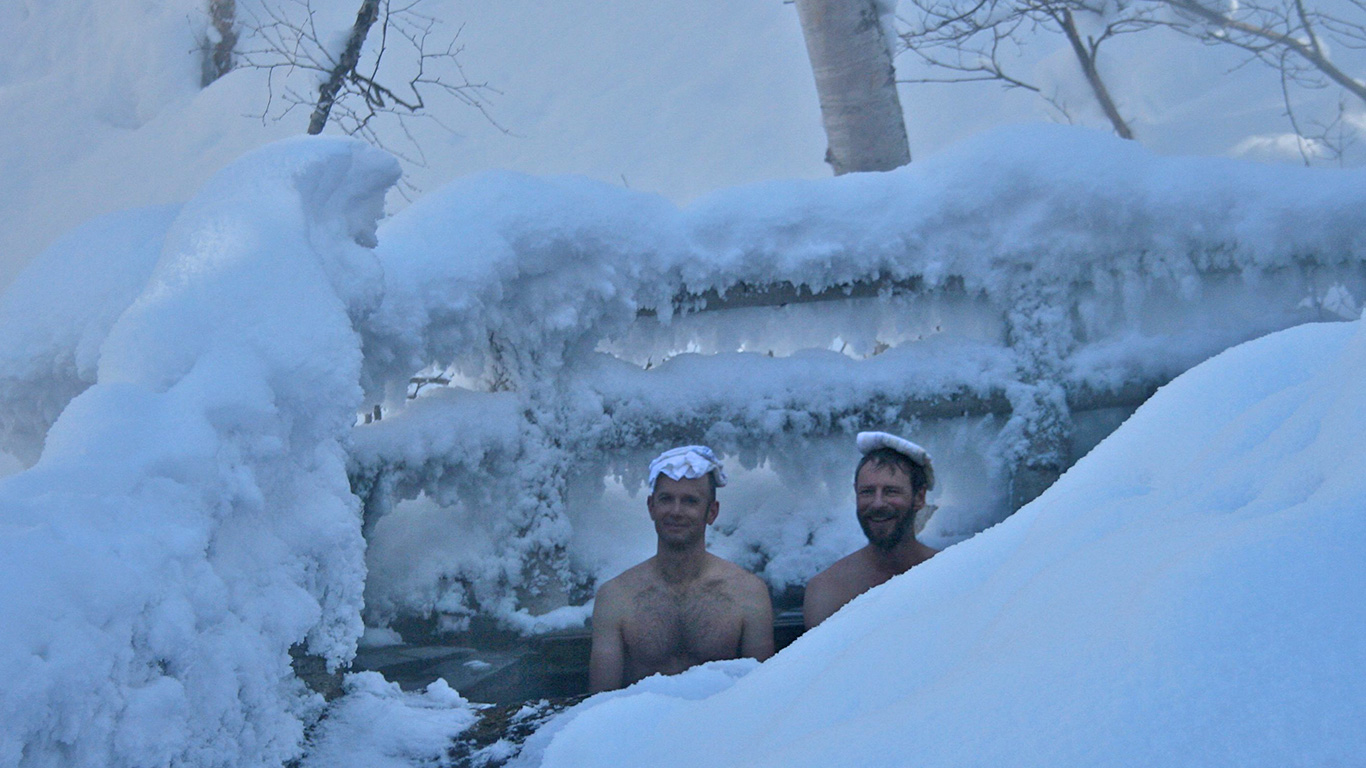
xmin=620 ymin=579 xmax=745 ymax=680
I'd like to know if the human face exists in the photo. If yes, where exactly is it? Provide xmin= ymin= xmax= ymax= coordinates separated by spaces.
xmin=855 ymin=462 xmax=925 ymax=551
xmin=647 ymin=474 xmax=719 ymax=550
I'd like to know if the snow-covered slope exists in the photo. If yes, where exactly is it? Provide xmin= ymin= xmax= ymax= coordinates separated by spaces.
xmin=514 ymin=315 xmax=1366 ymax=768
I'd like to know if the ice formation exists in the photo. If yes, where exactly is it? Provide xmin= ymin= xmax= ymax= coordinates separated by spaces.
xmin=354 ymin=124 xmax=1366 ymax=631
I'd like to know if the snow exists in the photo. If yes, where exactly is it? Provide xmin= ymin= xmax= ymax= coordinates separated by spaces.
xmin=2 ymin=117 xmax=1364 ymax=767
xmin=4 ymin=0 xmax=1365 ymax=292
xmin=512 ymin=316 xmax=1366 ymax=768
xmin=2 ymin=2 xmax=1366 ymax=764
xmin=0 ymin=0 xmax=826 ymax=290
xmin=297 ymin=674 xmax=475 ymax=768
xmin=513 ymin=659 xmax=759 ymax=763
xmin=0 ymin=136 xmax=399 ymax=768
xmin=0 ymin=206 xmax=179 ymax=464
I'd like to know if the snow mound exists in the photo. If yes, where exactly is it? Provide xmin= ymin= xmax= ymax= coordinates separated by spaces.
xmin=0 ymin=136 xmax=399 ymax=768
xmin=298 ymin=673 xmax=476 ymax=768
xmin=0 ymin=206 xmax=178 ymax=464
xmin=516 ymin=317 xmax=1366 ymax=767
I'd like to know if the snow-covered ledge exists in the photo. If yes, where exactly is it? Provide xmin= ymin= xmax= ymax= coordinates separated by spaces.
xmin=352 ymin=125 xmax=1366 ymax=631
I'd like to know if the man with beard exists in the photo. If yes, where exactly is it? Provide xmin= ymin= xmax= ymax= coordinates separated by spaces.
xmin=588 ymin=445 xmax=774 ymax=692
xmin=803 ymin=431 xmax=939 ymax=629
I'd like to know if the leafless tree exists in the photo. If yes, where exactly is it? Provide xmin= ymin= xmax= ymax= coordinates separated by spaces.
xmin=1150 ymin=0 xmax=1366 ymax=163
xmin=1158 ymin=0 xmax=1366 ymax=102
xmin=896 ymin=0 xmax=1152 ymax=138
xmin=897 ymin=0 xmax=1366 ymax=159
xmin=237 ymin=0 xmax=500 ymax=180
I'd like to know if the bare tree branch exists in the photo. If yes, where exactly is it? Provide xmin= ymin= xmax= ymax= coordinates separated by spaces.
xmin=896 ymin=0 xmax=1366 ymax=157
xmin=1057 ymin=7 xmax=1135 ymax=137
xmin=896 ymin=0 xmax=1144 ymax=137
xmin=1156 ymin=0 xmax=1366 ymax=104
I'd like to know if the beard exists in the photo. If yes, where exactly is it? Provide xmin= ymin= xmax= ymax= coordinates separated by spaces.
xmin=859 ymin=506 xmax=915 ymax=551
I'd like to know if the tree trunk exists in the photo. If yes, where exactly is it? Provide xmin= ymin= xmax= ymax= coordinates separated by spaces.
xmin=795 ymin=0 xmax=912 ymax=174
xmin=1058 ymin=8 xmax=1134 ymax=139
xmin=201 ymin=0 xmax=238 ymax=87
xmin=308 ymin=0 xmax=382 ymax=135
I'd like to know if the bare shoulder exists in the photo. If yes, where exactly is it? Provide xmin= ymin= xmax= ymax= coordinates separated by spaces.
xmin=594 ymin=562 xmax=654 ymax=614
xmin=804 ymin=547 xmax=876 ymax=628
xmin=809 ymin=547 xmax=870 ymax=588
xmin=615 ymin=559 xmax=665 ymax=589
xmin=706 ymin=554 xmax=769 ymax=597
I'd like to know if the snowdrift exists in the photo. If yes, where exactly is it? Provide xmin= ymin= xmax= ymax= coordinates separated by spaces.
xmin=0 ymin=137 xmax=398 ymax=768
xmin=515 ymin=316 xmax=1366 ymax=768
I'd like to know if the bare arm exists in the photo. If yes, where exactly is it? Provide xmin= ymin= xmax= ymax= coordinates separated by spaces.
xmin=739 ymin=575 xmax=775 ymax=662
xmin=588 ymin=581 xmax=627 ymax=693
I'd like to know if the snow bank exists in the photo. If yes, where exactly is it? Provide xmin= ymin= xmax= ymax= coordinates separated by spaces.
xmin=0 ymin=206 xmax=178 ymax=464
xmin=0 ymin=137 xmax=400 ymax=767
xmin=357 ymin=125 xmax=1366 ymax=628
xmin=297 ymin=673 xmax=476 ymax=768
xmin=514 ymin=315 xmax=1366 ymax=767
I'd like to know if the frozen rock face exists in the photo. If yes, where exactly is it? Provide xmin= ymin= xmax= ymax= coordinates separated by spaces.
xmin=353 ymin=125 xmax=1366 ymax=632
xmin=0 ymin=136 xmax=399 ymax=768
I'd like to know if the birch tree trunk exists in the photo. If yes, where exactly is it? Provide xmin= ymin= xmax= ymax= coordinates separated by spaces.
xmin=795 ymin=0 xmax=912 ymax=174
xmin=201 ymin=0 xmax=238 ymax=87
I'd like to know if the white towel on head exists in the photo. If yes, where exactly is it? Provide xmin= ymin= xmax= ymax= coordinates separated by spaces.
xmin=648 ymin=445 xmax=728 ymax=490
xmin=856 ymin=431 xmax=935 ymax=491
